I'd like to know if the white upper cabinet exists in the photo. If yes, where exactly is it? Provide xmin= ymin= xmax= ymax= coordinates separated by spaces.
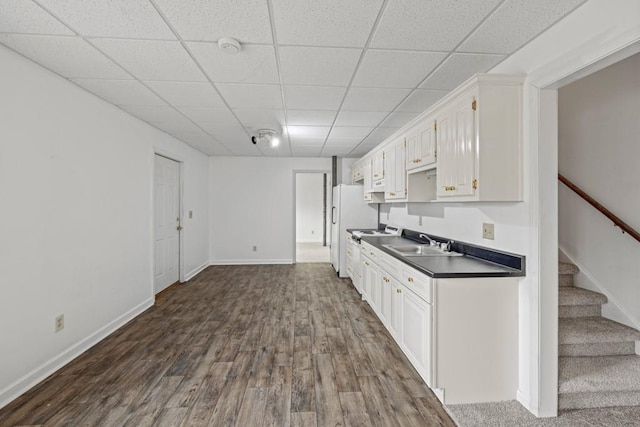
xmin=354 ymin=74 xmax=524 ymax=203
xmin=435 ymin=76 xmax=523 ymax=202
xmin=385 ymin=138 xmax=406 ymax=201
xmin=406 ymin=118 xmax=437 ymax=171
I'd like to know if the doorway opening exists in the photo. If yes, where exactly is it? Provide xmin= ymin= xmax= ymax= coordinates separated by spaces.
xmin=295 ymin=171 xmax=331 ymax=263
xmin=154 ymin=153 xmax=182 ymax=294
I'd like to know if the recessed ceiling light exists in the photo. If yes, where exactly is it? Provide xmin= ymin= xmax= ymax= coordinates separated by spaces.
xmin=218 ymin=37 xmax=241 ymax=54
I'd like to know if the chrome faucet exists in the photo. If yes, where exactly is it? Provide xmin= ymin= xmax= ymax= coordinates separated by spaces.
xmin=419 ymin=233 xmax=438 ymax=246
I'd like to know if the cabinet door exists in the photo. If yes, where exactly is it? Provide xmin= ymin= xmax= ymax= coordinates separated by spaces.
xmin=385 ymin=141 xmax=406 ymax=200
xmin=401 ymin=287 xmax=432 ymax=386
xmin=361 ymin=258 xmax=372 ymax=301
xmin=363 ymin=161 xmax=373 ymax=195
xmin=405 ymin=128 xmax=419 ymax=170
xmin=436 ymin=92 xmax=477 ymax=198
xmin=370 ymin=263 xmax=381 ymax=313
xmin=418 ymin=119 xmax=437 ymax=166
xmin=380 ymin=273 xmax=392 ymax=328
xmin=451 ymin=93 xmax=476 ymax=197
xmin=372 ymin=151 xmax=384 ymax=182
xmin=390 ymin=280 xmax=403 ymax=340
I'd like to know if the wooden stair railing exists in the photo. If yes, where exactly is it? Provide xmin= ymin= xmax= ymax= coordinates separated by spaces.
xmin=559 ymin=173 xmax=640 ymax=243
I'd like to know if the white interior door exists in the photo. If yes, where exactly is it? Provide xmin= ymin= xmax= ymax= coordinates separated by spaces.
xmin=154 ymin=154 xmax=180 ymax=294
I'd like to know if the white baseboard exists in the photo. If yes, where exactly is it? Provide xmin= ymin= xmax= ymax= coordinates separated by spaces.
xmin=209 ymin=259 xmax=294 ymax=265
xmin=516 ymin=389 xmax=535 ymax=415
xmin=0 ymin=297 xmax=154 ymax=410
xmin=184 ymin=262 xmax=209 ymax=281
xmin=559 ymin=245 xmax=640 ymax=331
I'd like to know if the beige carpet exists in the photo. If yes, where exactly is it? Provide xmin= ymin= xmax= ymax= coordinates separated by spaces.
xmin=447 ymin=400 xmax=640 ymax=426
xmin=296 ymin=242 xmax=329 ymax=263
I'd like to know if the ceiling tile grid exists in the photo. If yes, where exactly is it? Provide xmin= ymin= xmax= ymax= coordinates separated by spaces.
xmin=0 ymin=0 xmax=588 ymax=157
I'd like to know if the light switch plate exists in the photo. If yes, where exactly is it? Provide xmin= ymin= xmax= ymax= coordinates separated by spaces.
xmin=482 ymin=223 xmax=495 ymax=240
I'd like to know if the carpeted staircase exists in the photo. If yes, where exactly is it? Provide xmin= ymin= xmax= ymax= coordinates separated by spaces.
xmin=558 ymin=262 xmax=640 ymax=409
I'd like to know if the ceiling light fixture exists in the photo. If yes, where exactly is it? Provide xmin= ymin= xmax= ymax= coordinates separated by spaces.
xmin=218 ymin=37 xmax=241 ymax=54
xmin=251 ymin=129 xmax=280 ymax=147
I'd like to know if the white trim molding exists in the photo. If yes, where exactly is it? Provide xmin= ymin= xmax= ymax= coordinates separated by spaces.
xmin=209 ymin=259 xmax=294 ymax=265
xmin=185 ymin=262 xmax=210 ymax=282
xmin=0 ymin=298 xmax=154 ymax=410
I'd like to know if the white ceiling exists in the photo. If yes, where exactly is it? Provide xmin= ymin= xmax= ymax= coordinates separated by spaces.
xmin=0 ymin=0 xmax=586 ymax=157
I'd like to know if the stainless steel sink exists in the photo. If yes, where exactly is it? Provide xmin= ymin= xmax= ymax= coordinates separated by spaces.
xmin=383 ymin=244 xmax=462 ymax=257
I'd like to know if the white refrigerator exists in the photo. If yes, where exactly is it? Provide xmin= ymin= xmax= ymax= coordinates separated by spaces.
xmin=330 ymin=184 xmax=378 ymax=277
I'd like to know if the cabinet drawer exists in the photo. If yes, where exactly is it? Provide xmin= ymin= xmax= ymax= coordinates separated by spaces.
xmin=379 ymin=252 xmax=401 ymax=280
xmin=361 ymin=242 xmax=380 ymax=262
xmin=401 ymin=266 xmax=432 ymax=303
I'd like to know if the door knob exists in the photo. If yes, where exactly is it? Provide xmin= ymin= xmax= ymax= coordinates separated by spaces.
xmin=177 ymin=225 xmax=183 ymax=231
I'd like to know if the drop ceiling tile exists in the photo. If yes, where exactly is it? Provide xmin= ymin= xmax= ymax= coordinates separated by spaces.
xmin=322 ymin=146 xmax=353 ymax=157
xmin=37 ymin=0 xmax=174 ymax=39
xmin=177 ymin=107 xmax=238 ymax=125
xmin=71 ymin=79 xmax=166 ymax=106
xmin=379 ymin=112 xmax=419 ymax=128
xmin=342 ymin=87 xmax=411 ymax=111
xmin=291 ymin=145 xmax=323 ymax=157
xmin=202 ymin=125 xmax=249 ymax=145
xmin=0 ymin=0 xmax=73 ymax=35
xmin=233 ymin=109 xmax=285 ymax=131
xmin=223 ymin=143 xmax=264 ymax=156
xmin=216 ymin=84 xmax=283 ymax=109
xmin=144 ymin=81 xmax=225 ymax=107
xmin=286 ymin=110 xmax=337 ymax=126
xmin=154 ymin=0 xmax=272 ymax=43
xmin=396 ymin=89 xmax=449 ymax=113
xmin=289 ymin=137 xmax=326 ymax=146
xmin=272 ymin=0 xmax=383 ymax=47
xmin=279 ymin=46 xmax=361 ymax=86
xmin=420 ymin=53 xmax=505 ymax=90
xmin=334 ymin=111 xmax=387 ymax=127
xmin=180 ymin=135 xmax=230 ymax=156
xmin=363 ymin=127 xmax=401 ymax=145
xmin=287 ymin=126 xmax=331 ymax=139
xmin=459 ymin=0 xmax=586 ymax=54
xmin=188 ymin=42 xmax=279 ymax=84
xmin=152 ymin=117 xmax=202 ymax=134
xmin=119 ymin=105 xmax=185 ymax=123
xmin=324 ymin=137 xmax=361 ymax=147
xmin=0 ymin=34 xmax=130 ymax=79
xmin=92 ymin=39 xmax=205 ymax=82
xmin=352 ymin=50 xmax=447 ymax=89
xmin=283 ymin=85 xmax=347 ymax=110
xmin=329 ymin=127 xmax=374 ymax=138
xmin=371 ymin=0 xmax=502 ymax=51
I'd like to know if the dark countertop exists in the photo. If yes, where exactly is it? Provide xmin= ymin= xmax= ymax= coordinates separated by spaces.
xmin=360 ymin=235 xmax=525 ymax=279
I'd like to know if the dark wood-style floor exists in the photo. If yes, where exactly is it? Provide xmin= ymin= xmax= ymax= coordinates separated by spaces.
xmin=0 ymin=264 xmax=455 ymax=426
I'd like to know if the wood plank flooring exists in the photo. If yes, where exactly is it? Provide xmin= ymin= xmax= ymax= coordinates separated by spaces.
xmin=0 ymin=264 xmax=455 ymax=426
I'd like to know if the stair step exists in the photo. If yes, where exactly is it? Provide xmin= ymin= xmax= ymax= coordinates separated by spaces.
xmin=559 ymin=355 xmax=640 ymax=409
xmin=559 ymin=317 xmax=640 ymax=345
xmin=559 ymin=274 xmax=574 ymax=287
xmin=560 ymin=341 xmax=636 ymax=357
xmin=559 ymin=287 xmax=607 ymax=306
xmin=559 ymin=304 xmax=601 ymax=318
xmin=559 ymin=262 xmax=579 ymax=275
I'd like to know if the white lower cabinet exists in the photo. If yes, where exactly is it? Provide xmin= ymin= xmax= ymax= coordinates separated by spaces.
xmin=400 ymin=284 xmax=432 ymax=386
xmin=362 ymin=247 xmax=518 ymax=405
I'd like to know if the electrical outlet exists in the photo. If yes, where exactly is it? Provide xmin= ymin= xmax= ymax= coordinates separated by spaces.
xmin=311 ymin=230 xmax=315 ymax=234
xmin=189 ymin=210 xmax=193 ymax=219
xmin=418 ymin=216 xmax=423 ymax=226
xmin=252 ymin=245 xmax=257 ymax=252
xmin=55 ymin=314 xmax=64 ymax=332
xmin=482 ymin=223 xmax=495 ymax=240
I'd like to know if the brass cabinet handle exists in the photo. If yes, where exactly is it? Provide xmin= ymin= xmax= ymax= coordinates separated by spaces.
xmin=177 ymin=225 xmax=183 ymax=231
xmin=365 ymin=262 xmax=370 ymax=266
xmin=407 ymin=277 xmax=414 ymax=282
xmin=397 ymin=289 xmax=402 ymax=294
xmin=370 ymin=251 xmax=375 ymax=256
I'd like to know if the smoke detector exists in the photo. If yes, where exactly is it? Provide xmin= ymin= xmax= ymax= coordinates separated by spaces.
xmin=218 ymin=37 xmax=241 ymax=54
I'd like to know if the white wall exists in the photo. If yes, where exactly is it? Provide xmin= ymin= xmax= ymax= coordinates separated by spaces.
xmin=210 ymin=157 xmax=331 ymax=263
xmin=558 ymin=52 xmax=640 ymax=328
xmin=296 ymin=173 xmax=325 ymax=243
xmin=0 ymin=45 xmax=210 ymax=408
